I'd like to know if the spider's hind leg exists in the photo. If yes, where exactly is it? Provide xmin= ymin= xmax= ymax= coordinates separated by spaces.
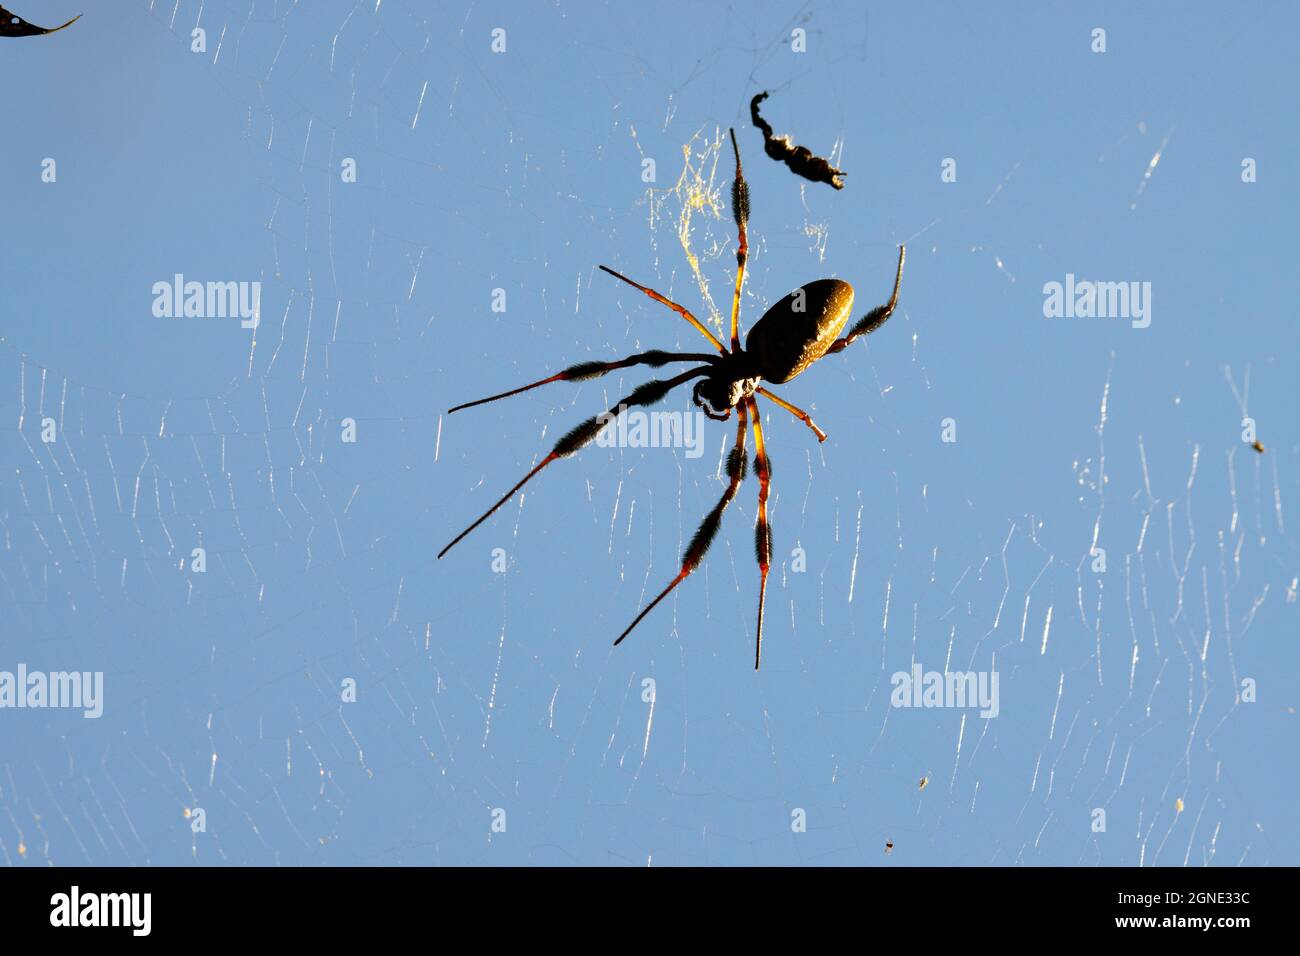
xmin=826 ymin=244 xmax=906 ymax=355
xmin=728 ymin=127 xmax=750 ymax=352
xmin=747 ymin=396 xmax=774 ymax=670
xmin=614 ymin=401 xmax=749 ymax=647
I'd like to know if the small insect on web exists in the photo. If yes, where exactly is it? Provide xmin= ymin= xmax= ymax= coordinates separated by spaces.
xmin=441 ymin=129 xmax=905 ymax=668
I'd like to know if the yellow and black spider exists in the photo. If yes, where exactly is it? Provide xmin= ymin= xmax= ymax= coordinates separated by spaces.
xmin=441 ymin=130 xmax=905 ymax=669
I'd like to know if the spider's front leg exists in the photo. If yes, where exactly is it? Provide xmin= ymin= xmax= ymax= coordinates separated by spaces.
xmin=727 ymin=127 xmax=750 ymax=352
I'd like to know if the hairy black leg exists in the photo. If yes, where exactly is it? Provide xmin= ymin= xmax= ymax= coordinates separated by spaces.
xmin=448 ymin=350 xmax=718 ymax=414
xmin=613 ymin=401 xmax=749 ymax=647
xmin=826 ymin=245 xmax=905 ymax=355
xmin=439 ymin=366 xmax=711 ymax=558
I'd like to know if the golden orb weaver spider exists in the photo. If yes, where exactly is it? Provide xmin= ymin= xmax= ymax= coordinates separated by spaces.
xmin=441 ymin=129 xmax=905 ymax=669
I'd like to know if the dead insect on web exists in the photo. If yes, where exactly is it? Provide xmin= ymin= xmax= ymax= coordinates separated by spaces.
xmin=0 ymin=4 xmax=80 ymax=36
xmin=441 ymin=130 xmax=904 ymax=668
xmin=1252 ymin=440 xmax=1265 ymax=454
xmin=750 ymin=91 xmax=846 ymax=190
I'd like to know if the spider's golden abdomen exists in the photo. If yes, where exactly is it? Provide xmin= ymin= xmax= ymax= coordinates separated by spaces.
xmin=745 ymin=279 xmax=854 ymax=384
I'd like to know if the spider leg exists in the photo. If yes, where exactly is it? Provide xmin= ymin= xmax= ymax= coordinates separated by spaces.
xmin=439 ymin=365 xmax=711 ymax=559
xmin=597 ymin=265 xmax=727 ymax=354
xmin=448 ymin=350 xmax=719 ymax=414
xmin=727 ymin=128 xmax=749 ymax=351
xmin=614 ymin=401 xmax=749 ymax=647
xmin=756 ymin=387 xmax=826 ymax=443
xmin=747 ymin=396 xmax=773 ymax=670
xmin=825 ymin=244 xmax=905 ymax=355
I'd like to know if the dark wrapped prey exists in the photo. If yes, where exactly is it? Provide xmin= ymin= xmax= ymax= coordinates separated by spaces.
xmin=750 ymin=91 xmax=846 ymax=190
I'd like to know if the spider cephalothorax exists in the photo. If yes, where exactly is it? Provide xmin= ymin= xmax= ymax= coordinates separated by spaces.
xmin=441 ymin=129 xmax=905 ymax=668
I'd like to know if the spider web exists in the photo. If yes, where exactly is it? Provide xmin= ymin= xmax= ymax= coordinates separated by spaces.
xmin=1 ymin=0 xmax=1296 ymax=866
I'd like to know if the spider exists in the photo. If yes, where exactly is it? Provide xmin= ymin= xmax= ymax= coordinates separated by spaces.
xmin=440 ymin=129 xmax=905 ymax=669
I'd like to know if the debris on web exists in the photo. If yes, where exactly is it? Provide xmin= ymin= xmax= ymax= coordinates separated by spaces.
xmin=750 ymin=91 xmax=846 ymax=190
xmin=631 ymin=126 xmax=734 ymax=340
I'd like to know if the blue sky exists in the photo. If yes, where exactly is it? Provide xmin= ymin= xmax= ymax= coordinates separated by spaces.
xmin=0 ymin=1 xmax=1296 ymax=865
